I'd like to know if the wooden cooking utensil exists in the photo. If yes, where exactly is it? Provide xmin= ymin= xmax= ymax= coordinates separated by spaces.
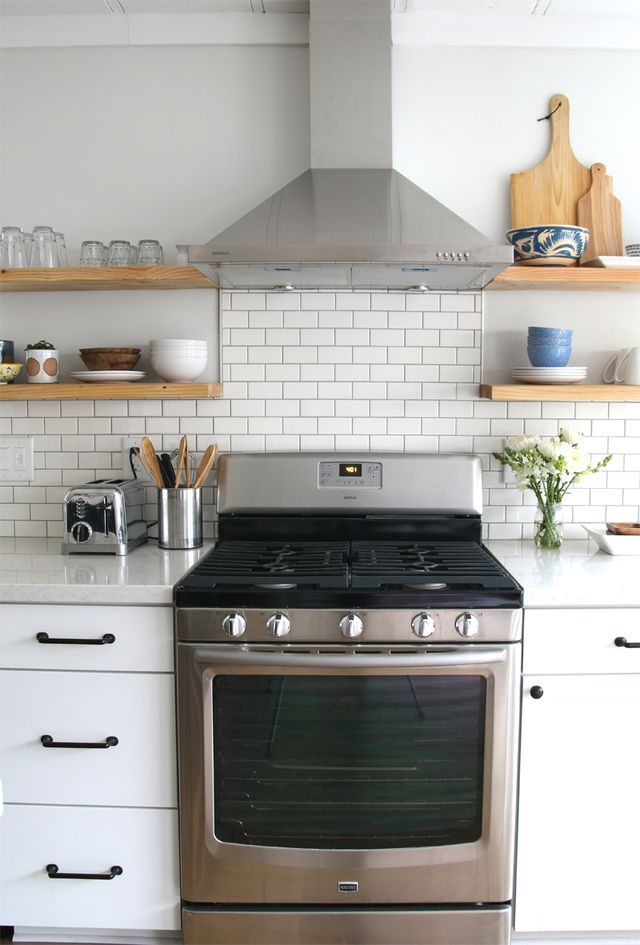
xmin=510 ymin=94 xmax=591 ymax=228
xmin=192 ymin=444 xmax=218 ymax=489
xmin=174 ymin=436 xmax=188 ymax=489
xmin=141 ymin=436 xmax=164 ymax=489
xmin=136 ymin=446 xmax=163 ymax=489
xmin=577 ymin=163 xmax=623 ymax=264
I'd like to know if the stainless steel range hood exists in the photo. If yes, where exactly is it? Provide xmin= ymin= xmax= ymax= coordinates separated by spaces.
xmin=183 ymin=2 xmax=512 ymax=291
xmin=185 ymin=168 xmax=512 ymax=291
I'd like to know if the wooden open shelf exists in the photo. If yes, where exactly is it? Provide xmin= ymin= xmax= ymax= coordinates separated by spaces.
xmin=0 ymin=382 xmax=223 ymax=401
xmin=480 ymin=384 xmax=640 ymax=402
xmin=487 ymin=265 xmax=640 ymax=291
xmin=0 ymin=266 xmax=217 ymax=292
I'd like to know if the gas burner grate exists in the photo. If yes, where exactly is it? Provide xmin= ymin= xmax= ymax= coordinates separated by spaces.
xmin=189 ymin=541 xmax=350 ymax=587
xmin=350 ymin=541 xmax=516 ymax=589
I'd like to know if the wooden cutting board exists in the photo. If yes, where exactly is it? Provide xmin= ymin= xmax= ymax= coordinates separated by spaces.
xmin=510 ymin=94 xmax=591 ymax=228
xmin=577 ymin=163 xmax=623 ymax=264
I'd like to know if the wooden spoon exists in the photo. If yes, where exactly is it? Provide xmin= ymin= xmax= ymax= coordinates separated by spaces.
xmin=135 ymin=448 xmax=160 ymax=486
xmin=192 ymin=444 xmax=218 ymax=489
xmin=174 ymin=436 xmax=188 ymax=489
xmin=140 ymin=436 xmax=164 ymax=489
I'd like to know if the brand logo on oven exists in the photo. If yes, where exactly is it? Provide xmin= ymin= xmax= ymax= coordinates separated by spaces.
xmin=338 ymin=881 xmax=359 ymax=893
xmin=343 ymin=495 xmax=357 ymax=500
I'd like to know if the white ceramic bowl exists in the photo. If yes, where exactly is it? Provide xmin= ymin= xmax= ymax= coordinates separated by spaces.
xmin=150 ymin=339 xmax=207 ymax=347
xmin=151 ymin=352 xmax=208 ymax=383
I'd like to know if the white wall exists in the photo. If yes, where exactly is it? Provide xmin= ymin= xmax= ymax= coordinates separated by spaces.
xmin=392 ymin=45 xmax=640 ymax=245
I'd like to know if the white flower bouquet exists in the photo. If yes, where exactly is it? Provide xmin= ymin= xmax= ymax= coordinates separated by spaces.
xmin=493 ymin=428 xmax=612 ymax=548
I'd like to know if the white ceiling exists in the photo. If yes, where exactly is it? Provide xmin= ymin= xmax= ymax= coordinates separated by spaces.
xmin=1 ymin=0 xmax=637 ymax=13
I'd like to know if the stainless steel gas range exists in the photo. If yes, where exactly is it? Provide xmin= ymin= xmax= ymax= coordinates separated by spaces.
xmin=174 ymin=452 xmax=523 ymax=945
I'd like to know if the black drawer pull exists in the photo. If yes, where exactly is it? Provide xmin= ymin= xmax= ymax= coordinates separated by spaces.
xmin=46 ymin=863 xmax=123 ymax=881
xmin=614 ymin=636 xmax=640 ymax=648
xmin=530 ymin=685 xmax=544 ymax=699
xmin=37 ymin=632 xmax=116 ymax=646
xmin=41 ymin=735 xmax=119 ymax=749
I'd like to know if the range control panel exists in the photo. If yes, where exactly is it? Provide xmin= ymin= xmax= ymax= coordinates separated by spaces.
xmin=318 ymin=461 xmax=382 ymax=489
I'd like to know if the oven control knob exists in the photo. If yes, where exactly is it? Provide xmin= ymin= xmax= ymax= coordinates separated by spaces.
xmin=411 ymin=613 xmax=436 ymax=638
xmin=340 ymin=613 xmax=363 ymax=639
xmin=267 ymin=613 xmax=291 ymax=638
xmin=71 ymin=521 xmax=93 ymax=543
xmin=222 ymin=613 xmax=246 ymax=638
xmin=455 ymin=612 xmax=480 ymax=638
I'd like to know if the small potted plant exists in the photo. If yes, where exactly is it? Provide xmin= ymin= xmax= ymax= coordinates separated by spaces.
xmin=25 ymin=339 xmax=59 ymax=384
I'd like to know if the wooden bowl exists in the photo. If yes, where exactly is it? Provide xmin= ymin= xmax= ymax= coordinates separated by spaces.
xmin=606 ymin=522 xmax=640 ymax=536
xmin=79 ymin=347 xmax=141 ymax=371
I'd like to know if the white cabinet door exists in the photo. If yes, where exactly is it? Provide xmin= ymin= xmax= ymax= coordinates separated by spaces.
xmin=0 ymin=670 xmax=177 ymax=807
xmin=0 ymin=604 xmax=173 ymax=672
xmin=515 ymin=673 xmax=640 ymax=933
xmin=0 ymin=804 xmax=180 ymax=931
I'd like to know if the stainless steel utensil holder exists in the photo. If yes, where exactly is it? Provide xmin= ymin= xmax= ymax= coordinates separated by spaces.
xmin=158 ymin=488 xmax=203 ymax=549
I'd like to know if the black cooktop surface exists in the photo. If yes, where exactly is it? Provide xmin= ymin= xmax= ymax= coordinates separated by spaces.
xmin=175 ymin=540 xmax=523 ymax=609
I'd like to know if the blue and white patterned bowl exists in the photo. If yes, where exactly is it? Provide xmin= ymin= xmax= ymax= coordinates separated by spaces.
xmin=528 ymin=326 xmax=573 ymax=339
xmin=506 ymin=225 xmax=589 ymax=266
xmin=527 ymin=344 xmax=572 ymax=368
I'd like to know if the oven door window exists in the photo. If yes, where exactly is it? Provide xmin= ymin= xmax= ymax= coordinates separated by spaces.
xmin=212 ymin=674 xmax=486 ymax=849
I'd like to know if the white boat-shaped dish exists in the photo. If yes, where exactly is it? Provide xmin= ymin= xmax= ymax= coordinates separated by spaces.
xmin=71 ymin=371 xmax=146 ymax=383
xmin=581 ymin=256 xmax=640 ymax=269
xmin=583 ymin=526 xmax=640 ymax=555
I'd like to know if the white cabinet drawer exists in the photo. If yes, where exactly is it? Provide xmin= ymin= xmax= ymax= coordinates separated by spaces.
xmin=0 ymin=604 xmax=173 ymax=672
xmin=523 ymin=608 xmax=640 ymax=675
xmin=0 ymin=670 xmax=177 ymax=807
xmin=0 ymin=804 xmax=180 ymax=931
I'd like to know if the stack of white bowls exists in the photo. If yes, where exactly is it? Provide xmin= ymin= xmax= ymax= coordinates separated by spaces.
xmin=150 ymin=339 xmax=208 ymax=383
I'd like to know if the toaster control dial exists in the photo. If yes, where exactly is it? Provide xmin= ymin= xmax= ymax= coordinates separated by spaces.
xmin=267 ymin=613 xmax=291 ymax=638
xmin=340 ymin=613 xmax=363 ymax=639
xmin=222 ymin=613 xmax=246 ymax=638
xmin=71 ymin=521 xmax=93 ymax=543
xmin=455 ymin=612 xmax=480 ymax=638
xmin=411 ymin=613 xmax=436 ymax=638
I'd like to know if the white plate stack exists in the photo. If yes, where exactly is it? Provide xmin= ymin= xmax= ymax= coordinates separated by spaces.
xmin=512 ymin=367 xmax=587 ymax=385
xmin=150 ymin=339 xmax=208 ymax=383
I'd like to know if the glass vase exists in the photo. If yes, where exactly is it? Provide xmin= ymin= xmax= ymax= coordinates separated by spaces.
xmin=534 ymin=502 xmax=563 ymax=549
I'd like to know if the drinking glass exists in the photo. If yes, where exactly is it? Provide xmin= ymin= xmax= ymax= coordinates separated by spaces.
xmin=137 ymin=239 xmax=164 ymax=265
xmin=80 ymin=240 xmax=106 ymax=267
xmin=0 ymin=227 xmax=29 ymax=268
xmin=108 ymin=240 xmax=133 ymax=266
xmin=29 ymin=226 xmax=59 ymax=268
xmin=54 ymin=232 xmax=68 ymax=267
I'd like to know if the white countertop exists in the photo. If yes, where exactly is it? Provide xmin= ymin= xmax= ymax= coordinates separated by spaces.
xmin=0 ymin=537 xmax=638 ymax=608
xmin=0 ymin=538 xmax=212 ymax=605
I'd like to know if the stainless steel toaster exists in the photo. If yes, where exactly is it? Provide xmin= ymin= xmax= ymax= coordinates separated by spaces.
xmin=63 ymin=478 xmax=148 ymax=556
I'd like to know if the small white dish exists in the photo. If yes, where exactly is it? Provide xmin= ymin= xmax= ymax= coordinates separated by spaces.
xmin=583 ymin=526 xmax=640 ymax=555
xmin=71 ymin=371 xmax=146 ymax=383
xmin=581 ymin=256 xmax=640 ymax=269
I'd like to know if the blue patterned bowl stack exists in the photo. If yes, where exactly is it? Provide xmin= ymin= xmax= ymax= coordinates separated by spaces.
xmin=528 ymin=326 xmax=573 ymax=340
xmin=506 ymin=226 xmax=589 ymax=265
xmin=526 ymin=325 xmax=573 ymax=366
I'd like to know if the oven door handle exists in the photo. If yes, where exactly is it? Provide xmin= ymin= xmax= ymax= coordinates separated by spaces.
xmin=193 ymin=645 xmax=509 ymax=669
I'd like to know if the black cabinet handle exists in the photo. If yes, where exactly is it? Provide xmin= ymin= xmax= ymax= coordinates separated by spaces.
xmin=37 ymin=632 xmax=115 ymax=646
xmin=530 ymin=685 xmax=544 ymax=699
xmin=41 ymin=735 xmax=118 ymax=749
xmin=614 ymin=636 xmax=640 ymax=649
xmin=46 ymin=863 xmax=123 ymax=881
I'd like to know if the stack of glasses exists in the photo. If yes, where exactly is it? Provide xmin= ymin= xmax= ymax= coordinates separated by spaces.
xmin=527 ymin=326 xmax=573 ymax=367
xmin=0 ymin=226 xmax=67 ymax=268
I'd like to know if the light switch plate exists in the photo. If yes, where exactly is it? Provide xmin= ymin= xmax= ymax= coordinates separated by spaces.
xmin=0 ymin=436 xmax=35 ymax=481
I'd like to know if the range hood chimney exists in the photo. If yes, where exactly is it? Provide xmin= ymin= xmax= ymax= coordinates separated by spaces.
xmin=184 ymin=0 xmax=512 ymax=291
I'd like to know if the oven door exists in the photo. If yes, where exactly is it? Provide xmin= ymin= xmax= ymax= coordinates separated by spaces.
xmin=177 ymin=641 xmax=520 ymax=906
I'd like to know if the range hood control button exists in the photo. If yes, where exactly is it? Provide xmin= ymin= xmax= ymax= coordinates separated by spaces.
xmin=71 ymin=522 xmax=93 ymax=543
xmin=455 ymin=612 xmax=480 ymax=638
xmin=267 ymin=613 xmax=291 ymax=638
xmin=411 ymin=613 xmax=436 ymax=638
xmin=222 ymin=613 xmax=246 ymax=638
xmin=340 ymin=614 xmax=363 ymax=639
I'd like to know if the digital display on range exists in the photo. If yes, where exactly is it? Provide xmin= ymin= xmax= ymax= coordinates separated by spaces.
xmin=339 ymin=463 xmax=362 ymax=477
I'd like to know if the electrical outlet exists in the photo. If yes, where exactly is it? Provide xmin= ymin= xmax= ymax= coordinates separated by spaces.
xmin=501 ymin=439 xmax=516 ymax=484
xmin=121 ymin=436 xmax=142 ymax=478
xmin=0 ymin=436 xmax=35 ymax=481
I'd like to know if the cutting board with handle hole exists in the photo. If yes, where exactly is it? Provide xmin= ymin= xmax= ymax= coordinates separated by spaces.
xmin=510 ymin=94 xmax=591 ymax=228
xmin=577 ymin=163 xmax=623 ymax=264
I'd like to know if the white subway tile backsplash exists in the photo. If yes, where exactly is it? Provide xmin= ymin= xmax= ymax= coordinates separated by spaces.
xmin=3 ymin=289 xmax=637 ymax=539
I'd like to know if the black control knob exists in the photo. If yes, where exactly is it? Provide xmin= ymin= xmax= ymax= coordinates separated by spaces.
xmin=530 ymin=685 xmax=544 ymax=700
xmin=71 ymin=522 xmax=93 ymax=543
